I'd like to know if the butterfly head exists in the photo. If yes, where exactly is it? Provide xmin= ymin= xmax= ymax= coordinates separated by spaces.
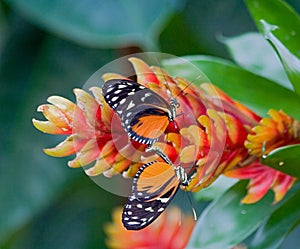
xmin=169 ymin=97 xmax=180 ymax=121
xmin=174 ymin=165 xmax=189 ymax=186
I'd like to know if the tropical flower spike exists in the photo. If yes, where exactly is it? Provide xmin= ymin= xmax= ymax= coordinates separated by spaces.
xmin=33 ymin=57 xmax=299 ymax=209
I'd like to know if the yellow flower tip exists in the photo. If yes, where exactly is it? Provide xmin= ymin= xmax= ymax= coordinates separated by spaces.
xmin=68 ymin=159 xmax=83 ymax=168
xmin=32 ymin=118 xmax=66 ymax=134
xmin=73 ymin=88 xmax=86 ymax=98
xmin=32 ymin=118 xmax=44 ymax=131
xmin=42 ymin=137 xmax=76 ymax=157
xmin=89 ymin=87 xmax=103 ymax=103
xmin=122 ymin=163 xmax=141 ymax=178
xmin=46 ymin=96 xmax=76 ymax=116
xmin=37 ymin=103 xmax=54 ymax=113
xmin=43 ymin=148 xmax=64 ymax=157
xmin=128 ymin=57 xmax=146 ymax=66
xmin=240 ymin=193 xmax=261 ymax=204
xmin=102 ymin=73 xmax=128 ymax=82
xmin=103 ymin=168 xmax=119 ymax=178
xmin=84 ymin=158 xmax=111 ymax=176
xmin=84 ymin=167 xmax=98 ymax=176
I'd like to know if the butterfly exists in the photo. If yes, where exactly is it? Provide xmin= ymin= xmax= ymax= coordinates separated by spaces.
xmin=102 ymin=79 xmax=179 ymax=145
xmin=122 ymin=159 xmax=189 ymax=230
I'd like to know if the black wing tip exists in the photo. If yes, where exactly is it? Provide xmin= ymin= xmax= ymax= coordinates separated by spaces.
xmin=122 ymin=211 xmax=157 ymax=231
xmin=103 ymin=78 xmax=134 ymax=86
xmin=127 ymin=129 xmax=157 ymax=145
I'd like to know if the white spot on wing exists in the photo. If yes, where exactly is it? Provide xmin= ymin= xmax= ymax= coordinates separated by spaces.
xmin=120 ymin=98 xmax=126 ymax=105
xmin=118 ymin=84 xmax=127 ymax=89
xmin=141 ymin=92 xmax=152 ymax=102
xmin=107 ymin=87 xmax=114 ymax=93
xmin=111 ymin=96 xmax=119 ymax=102
xmin=126 ymin=100 xmax=135 ymax=110
xmin=128 ymin=221 xmax=140 ymax=225
xmin=145 ymin=207 xmax=154 ymax=212
xmin=158 ymin=197 xmax=169 ymax=203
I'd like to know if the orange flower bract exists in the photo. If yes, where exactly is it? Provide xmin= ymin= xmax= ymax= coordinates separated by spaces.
xmin=33 ymin=56 xmax=299 ymax=204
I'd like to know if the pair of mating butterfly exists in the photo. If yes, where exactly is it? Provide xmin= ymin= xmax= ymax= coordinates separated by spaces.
xmin=103 ymin=78 xmax=192 ymax=230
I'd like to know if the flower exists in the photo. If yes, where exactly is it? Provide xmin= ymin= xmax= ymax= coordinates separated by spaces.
xmin=105 ymin=206 xmax=195 ymax=249
xmin=33 ymin=56 xmax=299 ymax=204
xmin=245 ymin=109 xmax=300 ymax=156
xmin=32 ymin=87 xmax=146 ymax=177
xmin=225 ymin=161 xmax=296 ymax=203
xmin=225 ymin=109 xmax=299 ymax=203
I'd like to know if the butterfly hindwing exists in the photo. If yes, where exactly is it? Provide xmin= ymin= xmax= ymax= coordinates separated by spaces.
xmin=102 ymin=79 xmax=173 ymax=144
xmin=122 ymin=161 xmax=180 ymax=230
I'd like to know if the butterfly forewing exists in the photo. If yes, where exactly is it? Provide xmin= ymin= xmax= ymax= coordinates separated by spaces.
xmin=122 ymin=161 xmax=180 ymax=230
xmin=102 ymin=79 xmax=173 ymax=144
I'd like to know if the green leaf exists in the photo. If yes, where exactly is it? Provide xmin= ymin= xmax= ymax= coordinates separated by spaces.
xmin=4 ymin=0 xmax=183 ymax=49
xmin=187 ymin=181 xmax=276 ymax=249
xmin=0 ymin=16 xmax=118 ymax=245
xmin=261 ymin=144 xmax=300 ymax=178
xmin=261 ymin=20 xmax=300 ymax=95
xmin=3 ymin=176 xmax=123 ymax=249
xmin=249 ymin=189 xmax=300 ymax=249
xmin=0 ymin=1 xmax=8 ymax=55
xmin=246 ymin=0 xmax=300 ymax=95
xmin=194 ymin=175 xmax=238 ymax=201
xmin=163 ymin=56 xmax=300 ymax=119
xmin=222 ymin=32 xmax=292 ymax=89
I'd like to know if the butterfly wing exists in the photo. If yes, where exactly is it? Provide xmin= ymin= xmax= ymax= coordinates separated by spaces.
xmin=122 ymin=161 xmax=180 ymax=230
xmin=102 ymin=79 xmax=172 ymax=144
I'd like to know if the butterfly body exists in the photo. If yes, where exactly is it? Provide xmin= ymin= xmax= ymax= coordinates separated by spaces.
xmin=122 ymin=161 xmax=189 ymax=230
xmin=102 ymin=79 xmax=178 ymax=145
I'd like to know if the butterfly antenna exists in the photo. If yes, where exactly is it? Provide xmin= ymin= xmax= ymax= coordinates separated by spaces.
xmin=154 ymin=57 xmax=173 ymax=96
xmin=187 ymin=191 xmax=197 ymax=221
xmin=154 ymin=57 xmax=179 ymax=118
xmin=174 ymin=74 xmax=203 ymax=99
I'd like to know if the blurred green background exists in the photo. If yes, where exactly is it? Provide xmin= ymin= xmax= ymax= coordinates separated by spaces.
xmin=1 ymin=0 xmax=300 ymax=248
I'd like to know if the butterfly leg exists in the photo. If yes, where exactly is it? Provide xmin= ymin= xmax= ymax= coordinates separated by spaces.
xmin=145 ymin=145 xmax=173 ymax=165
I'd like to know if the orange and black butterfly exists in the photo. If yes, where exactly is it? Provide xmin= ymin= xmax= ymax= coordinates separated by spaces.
xmin=122 ymin=160 xmax=190 ymax=230
xmin=102 ymin=79 xmax=179 ymax=145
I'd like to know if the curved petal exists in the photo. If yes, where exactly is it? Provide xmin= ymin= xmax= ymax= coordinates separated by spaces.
xmin=32 ymin=119 xmax=71 ymax=134
xmin=43 ymin=135 xmax=78 ymax=157
xmin=129 ymin=57 xmax=159 ymax=85
xmin=47 ymin=95 xmax=76 ymax=121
